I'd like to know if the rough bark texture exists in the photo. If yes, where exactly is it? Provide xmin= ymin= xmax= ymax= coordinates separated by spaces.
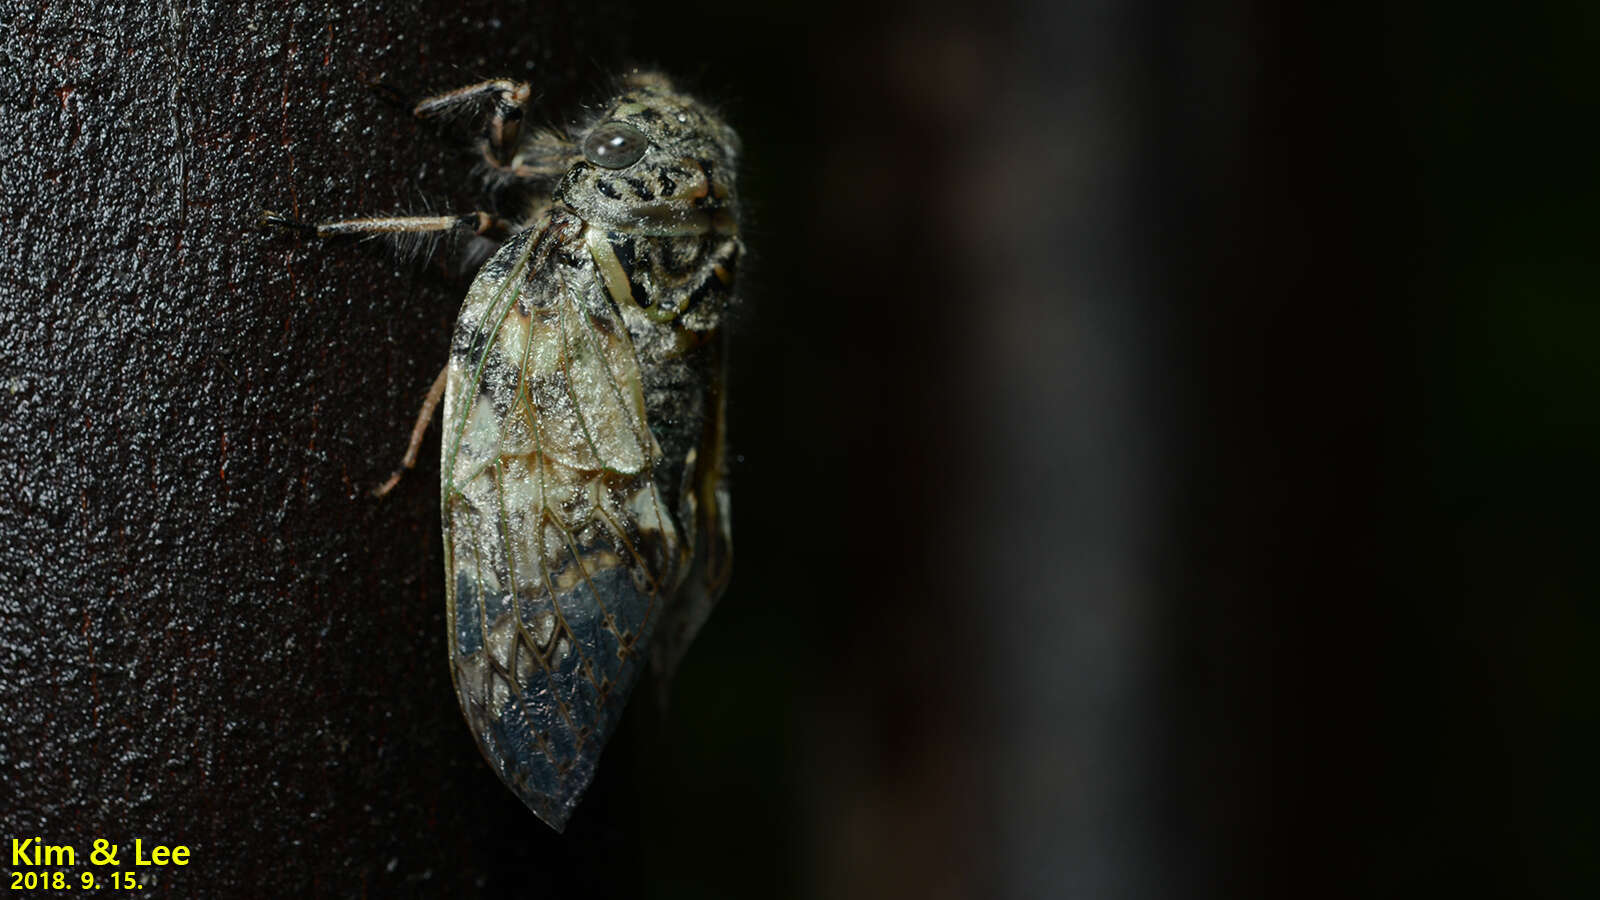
xmin=0 ymin=2 xmax=664 ymax=894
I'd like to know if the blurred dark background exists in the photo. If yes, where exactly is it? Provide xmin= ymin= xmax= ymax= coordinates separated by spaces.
xmin=1 ymin=0 xmax=1594 ymax=897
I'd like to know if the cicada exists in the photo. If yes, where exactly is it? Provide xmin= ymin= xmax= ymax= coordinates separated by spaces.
xmin=262 ymin=71 xmax=739 ymax=830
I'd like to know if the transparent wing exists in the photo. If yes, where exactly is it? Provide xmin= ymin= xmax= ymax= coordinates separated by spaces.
xmin=439 ymin=220 xmax=680 ymax=830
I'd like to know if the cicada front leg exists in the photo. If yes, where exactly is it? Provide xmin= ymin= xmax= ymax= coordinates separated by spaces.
xmin=412 ymin=78 xmax=530 ymax=167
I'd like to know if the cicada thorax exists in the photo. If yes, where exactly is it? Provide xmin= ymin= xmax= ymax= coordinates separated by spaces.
xmin=580 ymin=220 xmax=736 ymax=508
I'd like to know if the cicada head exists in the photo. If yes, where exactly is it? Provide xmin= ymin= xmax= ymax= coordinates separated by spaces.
xmin=553 ymin=72 xmax=741 ymax=239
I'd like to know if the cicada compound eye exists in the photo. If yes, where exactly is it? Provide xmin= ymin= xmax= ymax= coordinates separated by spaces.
xmin=582 ymin=122 xmax=649 ymax=169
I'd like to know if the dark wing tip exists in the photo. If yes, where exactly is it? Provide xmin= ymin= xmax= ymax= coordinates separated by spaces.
xmin=519 ymin=781 xmax=582 ymax=833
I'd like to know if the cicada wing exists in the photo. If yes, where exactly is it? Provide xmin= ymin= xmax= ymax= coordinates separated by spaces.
xmin=439 ymin=222 xmax=679 ymax=831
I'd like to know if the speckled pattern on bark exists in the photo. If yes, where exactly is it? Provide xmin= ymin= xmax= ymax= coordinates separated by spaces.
xmin=0 ymin=1 xmax=680 ymax=895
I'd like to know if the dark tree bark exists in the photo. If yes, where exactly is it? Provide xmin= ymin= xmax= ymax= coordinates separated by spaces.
xmin=0 ymin=2 xmax=674 ymax=894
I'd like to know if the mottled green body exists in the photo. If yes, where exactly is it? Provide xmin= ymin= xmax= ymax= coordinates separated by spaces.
xmin=440 ymin=74 xmax=739 ymax=830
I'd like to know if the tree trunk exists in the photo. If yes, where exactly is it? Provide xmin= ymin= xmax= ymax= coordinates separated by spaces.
xmin=0 ymin=1 xmax=663 ymax=894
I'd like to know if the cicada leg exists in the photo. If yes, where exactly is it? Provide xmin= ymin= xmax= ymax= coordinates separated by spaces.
xmin=371 ymin=365 xmax=449 ymax=499
xmin=257 ymin=210 xmax=514 ymax=240
xmin=413 ymin=78 xmax=531 ymax=168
